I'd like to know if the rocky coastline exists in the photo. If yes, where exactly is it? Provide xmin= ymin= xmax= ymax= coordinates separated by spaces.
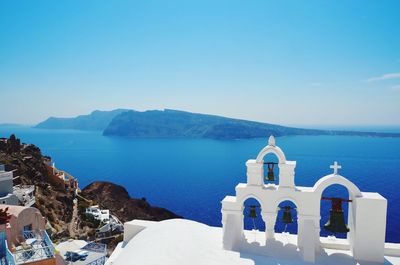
xmin=0 ymin=134 xmax=181 ymax=252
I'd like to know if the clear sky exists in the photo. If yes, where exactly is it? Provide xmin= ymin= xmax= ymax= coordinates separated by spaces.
xmin=1 ymin=0 xmax=399 ymax=126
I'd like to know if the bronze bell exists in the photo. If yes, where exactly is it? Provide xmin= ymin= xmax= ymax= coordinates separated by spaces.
xmin=264 ymin=162 xmax=276 ymax=181
xmin=282 ymin=206 xmax=293 ymax=224
xmin=248 ymin=205 xmax=257 ymax=218
xmin=324 ymin=198 xmax=350 ymax=234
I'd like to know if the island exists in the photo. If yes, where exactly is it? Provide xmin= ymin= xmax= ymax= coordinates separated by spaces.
xmin=35 ymin=109 xmax=400 ymax=139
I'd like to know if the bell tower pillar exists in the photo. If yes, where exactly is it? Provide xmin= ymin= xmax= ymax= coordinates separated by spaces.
xmin=246 ymin=160 xmax=263 ymax=186
xmin=297 ymin=215 xmax=320 ymax=262
xmin=262 ymin=211 xmax=278 ymax=241
xmin=352 ymin=194 xmax=387 ymax=263
xmin=221 ymin=196 xmax=243 ymax=251
xmin=278 ymin=161 xmax=296 ymax=189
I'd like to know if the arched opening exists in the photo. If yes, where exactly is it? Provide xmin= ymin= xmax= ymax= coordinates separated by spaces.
xmin=262 ymin=153 xmax=280 ymax=185
xmin=319 ymin=184 xmax=351 ymax=239
xmin=242 ymin=197 xmax=265 ymax=244
xmin=275 ymin=200 xmax=298 ymax=235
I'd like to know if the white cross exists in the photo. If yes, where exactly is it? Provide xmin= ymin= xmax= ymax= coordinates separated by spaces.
xmin=330 ymin=161 xmax=342 ymax=175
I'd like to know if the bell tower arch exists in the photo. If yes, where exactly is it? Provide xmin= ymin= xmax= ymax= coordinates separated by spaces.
xmin=246 ymin=135 xmax=296 ymax=189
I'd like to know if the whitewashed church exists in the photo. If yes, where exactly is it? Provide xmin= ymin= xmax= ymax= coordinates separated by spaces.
xmin=107 ymin=136 xmax=400 ymax=265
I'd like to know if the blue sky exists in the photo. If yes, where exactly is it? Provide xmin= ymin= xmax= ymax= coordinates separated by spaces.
xmin=0 ymin=0 xmax=399 ymax=126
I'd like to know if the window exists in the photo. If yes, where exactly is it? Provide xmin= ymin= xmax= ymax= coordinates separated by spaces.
xmin=23 ymin=224 xmax=32 ymax=231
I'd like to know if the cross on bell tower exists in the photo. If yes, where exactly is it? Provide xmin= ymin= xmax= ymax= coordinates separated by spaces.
xmin=330 ymin=161 xmax=342 ymax=176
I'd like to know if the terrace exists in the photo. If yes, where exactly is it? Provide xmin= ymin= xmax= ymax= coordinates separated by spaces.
xmin=57 ymin=240 xmax=107 ymax=265
xmin=12 ymin=186 xmax=35 ymax=207
xmin=6 ymin=230 xmax=55 ymax=265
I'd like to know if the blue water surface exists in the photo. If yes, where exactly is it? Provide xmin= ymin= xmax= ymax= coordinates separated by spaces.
xmin=0 ymin=125 xmax=399 ymax=242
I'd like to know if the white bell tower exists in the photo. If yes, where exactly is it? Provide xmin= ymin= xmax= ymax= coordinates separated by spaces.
xmin=221 ymin=135 xmax=388 ymax=263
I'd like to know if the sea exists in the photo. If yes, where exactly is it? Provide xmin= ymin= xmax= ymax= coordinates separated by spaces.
xmin=1 ymin=125 xmax=399 ymax=243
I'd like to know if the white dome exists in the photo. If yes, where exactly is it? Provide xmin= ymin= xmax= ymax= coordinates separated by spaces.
xmin=111 ymin=219 xmax=253 ymax=265
xmin=108 ymin=218 xmax=400 ymax=265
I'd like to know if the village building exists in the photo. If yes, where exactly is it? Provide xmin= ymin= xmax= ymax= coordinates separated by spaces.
xmin=85 ymin=206 xmax=123 ymax=235
xmin=43 ymin=159 xmax=78 ymax=193
xmin=85 ymin=206 xmax=110 ymax=223
xmin=56 ymin=239 xmax=107 ymax=265
xmin=0 ymin=205 xmax=64 ymax=265
xmin=96 ymin=215 xmax=124 ymax=236
xmin=0 ymin=165 xmax=35 ymax=207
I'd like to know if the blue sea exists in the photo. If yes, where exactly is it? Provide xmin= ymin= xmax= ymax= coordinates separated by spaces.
xmin=1 ymin=125 xmax=399 ymax=243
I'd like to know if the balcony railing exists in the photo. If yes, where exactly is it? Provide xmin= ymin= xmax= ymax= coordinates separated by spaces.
xmin=9 ymin=230 xmax=55 ymax=265
xmin=81 ymin=242 xmax=107 ymax=253
xmin=86 ymin=256 xmax=106 ymax=265
xmin=4 ymin=240 xmax=16 ymax=265
xmin=13 ymin=246 xmax=53 ymax=264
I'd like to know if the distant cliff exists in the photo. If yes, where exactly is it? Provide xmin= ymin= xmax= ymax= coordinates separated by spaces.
xmin=35 ymin=109 xmax=128 ymax=131
xmin=103 ymin=109 xmax=400 ymax=139
xmin=35 ymin=108 xmax=400 ymax=139
xmin=81 ymin=182 xmax=181 ymax=222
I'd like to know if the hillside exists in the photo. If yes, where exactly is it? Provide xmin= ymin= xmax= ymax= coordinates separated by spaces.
xmin=81 ymin=182 xmax=181 ymax=223
xmin=0 ymin=134 xmax=181 ymax=244
xmin=103 ymin=109 xmax=400 ymax=139
xmin=35 ymin=109 xmax=128 ymax=131
xmin=0 ymin=134 xmax=75 ymax=240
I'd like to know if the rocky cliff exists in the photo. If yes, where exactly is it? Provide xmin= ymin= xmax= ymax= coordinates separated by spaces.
xmin=0 ymin=135 xmax=75 ymax=240
xmin=0 ymin=134 xmax=181 ymax=245
xmin=35 ymin=109 xmax=129 ymax=131
xmin=81 ymin=181 xmax=181 ymax=223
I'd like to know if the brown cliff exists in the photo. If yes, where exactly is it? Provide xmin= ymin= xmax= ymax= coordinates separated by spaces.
xmin=0 ymin=134 xmax=181 ymax=246
xmin=81 ymin=181 xmax=182 ymax=223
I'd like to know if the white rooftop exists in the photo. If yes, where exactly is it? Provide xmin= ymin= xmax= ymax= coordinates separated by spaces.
xmin=56 ymin=239 xmax=88 ymax=253
xmin=56 ymin=239 xmax=107 ymax=265
xmin=107 ymin=219 xmax=400 ymax=265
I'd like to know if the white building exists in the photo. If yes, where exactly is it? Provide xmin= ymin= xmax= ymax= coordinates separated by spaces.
xmin=106 ymin=136 xmax=400 ymax=265
xmin=86 ymin=205 xmax=123 ymax=234
xmin=0 ymin=204 xmax=61 ymax=265
xmin=97 ymin=214 xmax=123 ymax=234
xmin=56 ymin=239 xmax=107 ymax=265
xmin=0 ymin=167 xmax=19 ymax=205
xmin=0 ymin=165 xmax=35 ymax=207
xmin=85 ymin=206 xmax=110 ymax=223
xmin=13 ymin=185 xmax=35 ymax=207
